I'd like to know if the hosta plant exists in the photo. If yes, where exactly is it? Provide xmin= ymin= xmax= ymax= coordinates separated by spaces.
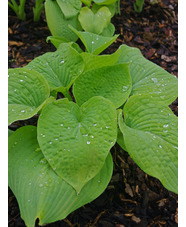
xmin=44 ymin=0 xmax=120 ymax=43
xmin=8 ymin=42 xmax=178 ymax=227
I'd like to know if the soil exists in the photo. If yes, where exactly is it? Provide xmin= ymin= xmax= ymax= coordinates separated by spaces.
xmin=8 ymin=0 xmax=178 ymax=226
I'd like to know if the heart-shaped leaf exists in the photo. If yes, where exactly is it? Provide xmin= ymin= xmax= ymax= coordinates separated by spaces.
xmin=26 ymin=43 xmax=84 ymax=94
xmin=37 ymin=96 xmax=117 ymax=193
xmin=78 ymin=6 xmax=111 ymax=34
xmin=73 ymin=63 xmax=131 ymax=108
xmin=56 ymin=0 xmax=82 ymax=19
xmin=117 ymin=45 xmax=178 ymax=105
xmin=8 ymin=68 xmax=50 ymax=125
xmin=118 ymin=94 xmax=178 ymax=193
xmin=45 ymin=0 xmax=82 ymax=42
xmin=9 ymin=126 xmax=113 ymax=227
xmin=69 ymin=25 xmax=119 ymax=55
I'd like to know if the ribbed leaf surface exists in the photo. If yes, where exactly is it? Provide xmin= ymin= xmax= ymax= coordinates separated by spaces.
xmin=8 ymin=68 xmax=50 ymax=125
xmin=8 ymin=126 xmax=113 ymax=227
xmin=118 ymin=95 xmax=178 ymax=193
xmin=117 ymin=45 xmax=178 ymax=105
xmin=37 ymin=96 xmax=117 ymax=193
xmin=26 ymin=43 xmax=84 ymax=92
xmin=73 ymin=63 xmax=131 ymax=108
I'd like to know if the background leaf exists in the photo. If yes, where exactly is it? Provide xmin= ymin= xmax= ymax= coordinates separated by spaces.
xmin=37 ymin=97 xmax=117 ymax=193
xmin=78 ymin=6 xmax=111 ymax=34
xmin=9 ymin=126 xmax=113 ymax=227
xmin=117 ymin=45 xmax=178 ymax=105
xmin=26 ymin=43 xmax=84 ymax=93
xmin=118 ymin=95 xmax=178 ymax=193
xmin=73 ymin=63 xmax=131 ymax=108
xmin=69 ymin=25 xmax=119 ymax=55
xmin=45 ymin=0 xmax=82 ymax=42
xmin=56 ymin=0 xmax=82 ymax=19
xmin=8 ymin=68 xmax=50 ymax=125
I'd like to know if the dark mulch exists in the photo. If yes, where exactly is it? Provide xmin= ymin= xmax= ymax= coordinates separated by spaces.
xmin=8 ymin=0 xmax=178 ymax=226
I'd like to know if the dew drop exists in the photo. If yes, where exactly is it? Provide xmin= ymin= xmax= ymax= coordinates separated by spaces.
xmin=98 ymin=180 xmax=100 ymax=183
xmin=68 ymin=127 xmax=70 ymax=129
xmin=21 ymin=110 xmax=25 ymax=112
xmin=83 ymin=134 xmax=88 ymax=136
xmin=91 ymin=135 xmax=94 ymax=138
xmin=42 ymin=134 xmax=46 ymax=137
xmin=28 ymin=182 xmax=32 ymax=185
xmin=14 ymin=89 xmax=16 ymax=92
xmin=60 ymin=60 xmax=64 ymax=63
xmin=49 ymin=141 xmax=52 ymax=144
xmin=12 ymin=109 xmax=15 ymax=111
xmin=159 ymin=145 xmax=162 ymax=148
xmin=20 ymin=79 xmax=23 ymax=82
xmin=106 ymin=126 xmax=110 ymax=129
xmin=93 ymin=123 xmax=97 ymax=126
xmin=55 ymin=138 xmax=58 ymax=141
xmin=28 ymin=200 xmax=31 ymax=203
xmin=87 ymin=141 xmax=90 ymax=145
xmin=92 ymin=41 xmax=94 ymax=44
xmin=39 ymin=184 xmax=43 ymax=187
xmin=151 ymin=78 xmax=158 ymax=83
xmin=60 ymin=123 xmax=63 ymax=126
xmin=163 ymin=124 xmax=169 ymax=128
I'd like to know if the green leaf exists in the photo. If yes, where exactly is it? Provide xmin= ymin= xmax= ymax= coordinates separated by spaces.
xmin=81 ymin=0 xmax=92 ymax=6
xmin=45 ymin=0 xmax=82 ymax=42
xmin=117 ymin=45 xmax=178 ymax=105
xmin=100 ymin=22 xmax=115 ymax=37
xmin=8 ymin=68 xmax=50 ymax=125
xmin=70 ymin=25 xmax=119 ymax=55
xmin=9 ymin=126 xmax=113 ymax=227
xmin=80 ymin=48 xmax=121 ymax=72
xmin=8 ymin=129 xmax=14 ymax=137
xmin=56 ymin=0 xmax=82 ymax=19
xmin=37 ymin=96 xmax=117 ymax=193
xmin=26 ymin=43 xmax=84 ymax=94
xmin=94 ymin=0 xmax=117 ymax=5
xmin=92 ymin=3 xmax=116 ymax=17
xmin=78 ymin=6 xmax=111 ymax=34
xmin=73 ymin=63 xmax=131 ymax=108
xmin=46 ymin=36 xmax=69 ymax=49
xmin=118 ymin=95 xmax=178 ymax=193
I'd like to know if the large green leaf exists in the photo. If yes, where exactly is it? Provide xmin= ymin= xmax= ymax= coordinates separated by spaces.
xmin=70 ymin=25 xmax=119 ymax=55
xmin=26 ymin=43 xmax=84 ymax=94
xmin=8 ymin=68 xmax=50 ymax=125
xmin=73 ymin=63 xmax=131 ymax=108
xmin=56 ymin=0 xmax=82 ymax=19
xmin=37 ymin=97 xmax=117 ymax=193
xmin=117 ymin=45 xmax=178 ymax=105
xmin=78 ymin=6 xmax=111 ymax=34
xmin=45 ymin=0 xmax=82 ymax=42
xmin=118 ymin=95 xmax=178 ymax=193
xmin=9 ymin=126 xmax=113 ymax=227
xmin=80 ymin=49 xmax=121 ymax=72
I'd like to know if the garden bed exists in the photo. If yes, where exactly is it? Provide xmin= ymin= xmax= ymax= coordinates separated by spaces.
xmin=8 ymin=0 xmax=178 ymax=226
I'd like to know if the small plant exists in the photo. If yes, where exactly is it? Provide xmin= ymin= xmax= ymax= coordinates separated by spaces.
xmin=8 ymin=0 xmax=26 ymax=20
xmin=33 ymin=0 xmax=45 ymax=22
xmin=134 ymin=0 xmax=145 ymax=13
xmin=8 ymin=0 xmax=45 ymax=21
xmin=8 ymin=37 xmax=178 ymax=226
xmin=44 ymin=0 xmax=120 ymax=42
